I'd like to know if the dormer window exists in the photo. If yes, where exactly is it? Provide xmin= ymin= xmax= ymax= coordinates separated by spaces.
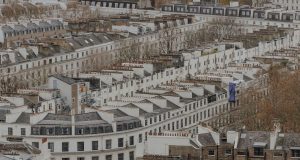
xmin=237 ymin=150 xmax=246 ymax=155
xmin=208 ymin=149 xmax=215 ymax=156
xmin=273 ymin=151 xmax=283 ymax=157
xmin=291 ymin=148 xmax=300 ymax=158
xmin=225 ymin=149 xmax=232 ymax=155
xmin=254 ymin=147 xmax=264 ymax=156
xmin=253 ymin=142 xmax=266 ymax=156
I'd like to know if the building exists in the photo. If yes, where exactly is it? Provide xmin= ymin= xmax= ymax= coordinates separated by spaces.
xmin=0 ymin=141 xmax=50 ymax=160
xmin=0 ymin=14 xmax=203 ymax=90
xmin=0 ymin=29 xmax=299 ymax=159
xmin=139 ymin=125 xmax=300 ymax=160
xmin=80 ymin=0 xmax=140 ymax=9
xmin=270 ymin=0 xmax=300 ymax=10
xmin=0 ymin=3 xmax=300 ymax=160
xmin=0 ymin=19 xmax=65 ymax=48
xmin=0 ymin=41 xmax=251 ymax=160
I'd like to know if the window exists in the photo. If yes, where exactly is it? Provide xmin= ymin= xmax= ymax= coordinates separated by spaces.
xmin=77 ymin=142 xmax=84 ymax=151
xmin=273 ymin=152 xmax=283 ymax=157
xmin=32 ymin=142 xmax=39 ymax=149
xmin=8 ymin=127 xmax=13 ymax=135
xmin=225 ymin=149 xmax=232 ymax=155
xmin=118 ymin=138 xmax=124 ymax=147
xmin=48 ymin=142 xmax=54 ymax=152
xmin=106 ymin=139 xmax=112 ymax=149
xmin=92 ymin=156 xmax=99 ymax=160
xmin=77 ymin=158 xmax=84 ymax=160
xmin=129 ymin=151 xmax=134 ymax=160
xmin=62 ymin=158 xmax=70 ymax=160
xmin=21 ymin=128 xmax=26 ymax=135
xmin=92 ymin=141 xmax=98 ymax=150
xmin=237 ymin=150 xmax=246 ymax=155
xmin=139 ymin=134 xmax=142 ymax=143
xmin=254 ymin=147 xmax=264 ymax=156
xmin=62 ymin=142 xmax=69 ymax=152
xmin=292 ymin=149 xmax=300 ymax=157
xmin=117 ymin=124 xmax=123 ymax=131
xmin=208 ymin=149 xmax=215 ymax=156
xmin=106 ymin=155 xmax=112 ymax=160
xmin=129 ymin=136 xmax=134 ymax=145
xmin=118 ymin=153 xmax=124 ymax=160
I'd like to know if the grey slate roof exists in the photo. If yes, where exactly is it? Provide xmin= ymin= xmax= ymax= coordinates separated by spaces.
xmin=44 ymin=113 xmax=71 ymax=121
xmin=66 ymin=33 xmax=118 ymax=50
xmin=27 ymin=22 xmax=40 ymax=30
xmin=75 ymin=112 xmax=102 ymax=121
xmin=14 ymin=24 xmax=27 ymax=32
xmin=15 ymin=112 xmax=30 ymax=124
xmin=36 ymin=113 xmax=71 ymax=126
xmin=51 ymin=75 xmax=78 ymax=85
xmin=198 ymin=133 xmax=216 ymax=146
xmin=75 ymin=112 xmax=110 ymax=126
xmin=106 ymin=109 xmax=140 ymax=122
xmin=276 ymin=133 xmax=300 ymax=150
xmin=237 ymin=131 xmax=270 ymax=149
xmin=39 ymin=21 xmax=51 ymax=28
xmin=2 ymin=25 xmax=14 ymax=33
xmin=36 ymin=112 xmax=112 ymax=126
xmin=50 ymin=20 xmax=63 ymax=27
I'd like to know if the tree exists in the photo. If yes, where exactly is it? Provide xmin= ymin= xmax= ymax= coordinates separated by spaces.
xmin=238 ymin=65 xmax=300 ymax=132
xmin=207 ymin=17 xmax=241 ymax=42
xmin=0 ymin=75 xmax=21 ymax=95
xmin=239 ymin=0 xmax=252 ymax=6
xmin=142 ymin=43 xmax=158 ymax=59
xmin=158 ymin=27 xmax=179 ymax=54
xmin=183 ymin=18 xmax=243 ymax=50
xmin=184 ymin=28 xmax=215 ymax=49
xmin=116 ymin=40 xmax=143 ymax=63
xmin=252 ymin=0 xmax=269 ymax=7
xmin=0 ymin=2 xmax=48 ymax=21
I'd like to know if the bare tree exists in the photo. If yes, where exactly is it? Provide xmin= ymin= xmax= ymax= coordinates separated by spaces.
xmin=183 ymin=19 xmax=242 ymax=50
xmin=207 ymin=17 xmax=242 ymax=42
xmin=142 ymin=43 xmax=158 ymax=59
xmin=116 ymin=40 xmax=142 ymax=63
xmin=0 ymin=2 xmax=48 ymax=21
xmin=238 ymin=65 xmax=300 ymax=132
xmin=158 ymin=27 xmax=179 ymax=54
xmin=0 ymin=74 xmax=21 ymax=95
xmin=252 ymin=0 xmax=269 ymax=7
xmin=184 ymin=28 xmax=215 ymax=49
